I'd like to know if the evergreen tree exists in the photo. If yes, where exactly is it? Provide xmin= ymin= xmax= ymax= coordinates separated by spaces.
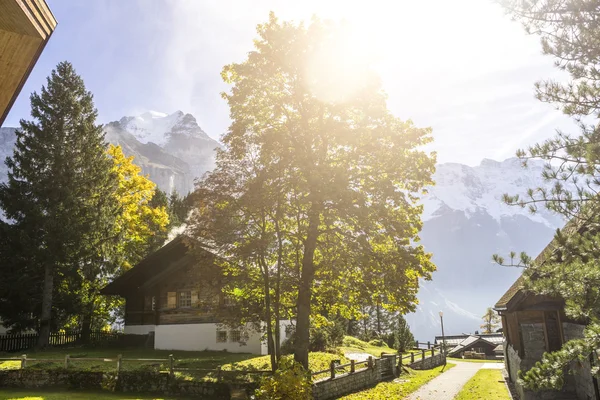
xmin=480 ymin=307 xmax=500 ymax=334
xmin=494 ymin=0 xmax=600 ymax=390
xmin=392 ymin=315 xmax=415 ymax=354
xmin=0 ymin=62 xmax=119 ymax=346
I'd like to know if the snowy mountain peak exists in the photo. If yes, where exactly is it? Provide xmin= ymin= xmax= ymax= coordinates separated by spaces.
xmin=118 ymin=110 xmax=209 ymax=146
xmin=422 ymin=157 xmax=566 ymax=228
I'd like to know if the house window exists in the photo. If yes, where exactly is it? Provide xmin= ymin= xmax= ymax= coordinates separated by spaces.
xmin=179 ymin=291 xmax=192 ymax=308
xmin=229 ymin=330 xmax=241 ymax=343
xmin=216 ymin=330 xmax=227 ymax=343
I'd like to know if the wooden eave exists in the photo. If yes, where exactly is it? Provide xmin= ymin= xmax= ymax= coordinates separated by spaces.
xmin=0 ymin=0 xmax=57 ymax=126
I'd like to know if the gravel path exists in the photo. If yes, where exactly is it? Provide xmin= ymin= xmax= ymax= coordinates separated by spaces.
xmin=405 ymin=361 xmax=484 ymax=400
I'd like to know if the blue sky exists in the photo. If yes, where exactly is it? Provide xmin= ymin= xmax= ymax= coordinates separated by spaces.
xmin=4 ymin=0 xmax=576 ymax=165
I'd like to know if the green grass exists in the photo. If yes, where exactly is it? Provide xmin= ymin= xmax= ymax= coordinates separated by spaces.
xmin=0 ymin=347 xmax=257 ymax=373
xmin=448 ymin=357 xmax=502 ymax=363
xmin=0 ymin=388 xmax=190 ymax=399
xmin=222 ymin=351 xmax=350 ymax=381
xmin=339 ymin=336 xmax=397 ymax=358
xmin=339 ymin=362 xmax=456 ymax=399
xmin=454 ymin=369 xmax=510 ymax=400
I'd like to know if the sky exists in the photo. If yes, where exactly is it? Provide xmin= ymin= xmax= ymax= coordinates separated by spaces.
xmin=3 ymin=0 xmax=577 ymax=165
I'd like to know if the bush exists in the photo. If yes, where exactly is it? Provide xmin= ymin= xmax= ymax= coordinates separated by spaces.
xmin=342 ymin=336 xmax=366 ymax=349
xmin=368 ymin=339 xmax=385 ymax=347
xmin=281 ymin=318 xmax=345 ymax=354
xmin=255 ymin=358 xmax=312 ymax=400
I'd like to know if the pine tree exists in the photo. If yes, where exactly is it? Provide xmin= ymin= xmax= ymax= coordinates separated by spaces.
xmin=0 ymin=61 xmax=119 ymax=346
xmin=493 ymin=0 xmax=600 ymax=389
xmin=392 ymin=315 xmax=415 ymax=353
xmin=480 ymin=307 xmax=500 ymax=334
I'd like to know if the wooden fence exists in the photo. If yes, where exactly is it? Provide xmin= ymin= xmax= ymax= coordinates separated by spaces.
xmin=0 ymin=353 xmax=272 ymax=381
xmin=0 ymin=330 xmax=121 ymax=352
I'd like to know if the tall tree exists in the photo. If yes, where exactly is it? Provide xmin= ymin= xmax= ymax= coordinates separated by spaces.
xmin=191 ymin=13 xmax=436 ymax=369
xmin=494 ymin=0 xmax=600 ymax=390
xmin=480 ymin=307 xmax=500 ymax=334
xmin=0 ymin=62 xmax=119 ymax=347
xmin=76 ymin=145 xmax=170 ymax=339
xmin=392 ymin=314 xmax=415 ymax=353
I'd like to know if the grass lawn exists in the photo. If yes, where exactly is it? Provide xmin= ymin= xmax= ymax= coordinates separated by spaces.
xmin=448 ymin=357 xmax=502 ymax=363
xmin=0 ymin=389 xmax=191 ymax=399
xmin=340 ymin=336 xmax=420 ymax=359
xmin=339 ymin=362 xmax=456 ymax=399
xmin=454 ymin=369 xmax=510 ymax=400
xmin=223 ymin=351 xmax=350 ymax=381
xmin=0 ymin=346 xmax=257 ymax=373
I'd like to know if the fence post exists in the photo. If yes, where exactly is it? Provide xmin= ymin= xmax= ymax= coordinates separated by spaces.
xmin=411 ymin=353 xmax=414 ymax=364
xmin=368 ymin=356 xmax=373 ymax=369
xmin=330 ymin=360 xmax=336 ymax=380
xmin=431 ymin=348 xmax=435 ymax=357
xmin=415 ymin=340 xmax=418 ymax=348
xmin=398 ymin=355 xmax=402 ymax=369
xmin=427 ymin=341 xmax=431 ymax=349
xmin=421 ymin=349 xmax=426 ymax=360
xmin=169 ymin=354 xmax=174 ymax=378
xmin=117 ymin=354 xmax=122 ymax=373
xmin=20 ymin=354 xmax=26 ymax=369
xmin=350 ymin=359 xmax=355 ymax=373
xmin=64 ymin=354 xmax=70 ymax=369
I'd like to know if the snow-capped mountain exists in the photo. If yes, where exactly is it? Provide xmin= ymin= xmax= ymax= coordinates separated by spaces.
xmin=104 ymin=111 xmax=219 ymax=194
xmin=406 ymin=158 xmax=568 ymax=341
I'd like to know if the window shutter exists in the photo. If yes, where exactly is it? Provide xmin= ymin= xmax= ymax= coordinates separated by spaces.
xmin=191 ymin=291 xmax=199 ymax=307
xmin=167 ymin=292 xmax=176 ymax=309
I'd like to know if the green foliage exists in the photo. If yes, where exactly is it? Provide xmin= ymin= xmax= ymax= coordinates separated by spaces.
xmin=480 ymin=307 xmax=500 ymax=334
xmin=368 ymin=339 xmax=385 ymax=347
xmin=191 ymin=12 xmax=436 ymax=368
xmin=254 ymin=358 xmax=312 ymax=400
xmin=391 ymin=314 xmax=415 ymax=353
xmin=0 ymin=62 xmax=119 ymax=342
xmin=493 ymin=0 xmax=600 ymax=390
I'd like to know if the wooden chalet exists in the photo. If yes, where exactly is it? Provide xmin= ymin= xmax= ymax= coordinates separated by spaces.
xmin=435 ymin=333 xmax=503 ymax=359
xmin=0 ymin=0 xmax=56 ymax=126
xmin=101 ymin=236 xmax=291 ymax=354
xmin=495 ymin=218 xmax=598 ymax=400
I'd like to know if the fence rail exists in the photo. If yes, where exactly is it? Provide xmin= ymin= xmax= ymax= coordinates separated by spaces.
xmin=0 ymin=353 xmax=272 ymax=381
xmin=0 ymin=330 xmax=121 ymax=352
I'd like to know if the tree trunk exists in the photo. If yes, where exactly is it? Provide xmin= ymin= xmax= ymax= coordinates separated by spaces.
xmin=274 ymin=216 xmax=284 ymax=362
xmin=81 ymin=312 xmax=92 ymax=344
xmin=261 ymin=258 xmax=277 ymax=371
xmin=37 ymin=264 xmax=54 ymax=349
xmin=376 ymin=303 xmax=382 ymax=337
xmin=294 ymin=209 xmax=320 ymax=369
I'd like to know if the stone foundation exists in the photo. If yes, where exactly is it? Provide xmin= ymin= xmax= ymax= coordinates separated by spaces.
xmin=408 ymin=353 xmax=446 ymax=370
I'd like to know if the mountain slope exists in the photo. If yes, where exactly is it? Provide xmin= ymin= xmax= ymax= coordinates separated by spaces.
xmin=105 ymin=110 xmax=218 ymax=194
xmin=406 ymin=158 xmax=567 ymax=341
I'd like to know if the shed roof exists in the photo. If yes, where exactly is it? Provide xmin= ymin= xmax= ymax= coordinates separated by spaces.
xmin=447 ymin=335 xmax=500 ymax=357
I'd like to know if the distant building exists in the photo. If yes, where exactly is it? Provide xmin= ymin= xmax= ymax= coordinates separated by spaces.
xmin=0 ymin=0 xmax=57 ymax=126
xmin=434 ymin=333 xmax=503 ymax=359
xmin=495 ymin=219 xmax=597 ymax=400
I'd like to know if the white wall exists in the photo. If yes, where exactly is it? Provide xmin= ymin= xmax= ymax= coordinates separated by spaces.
xmin=124 ymin=324 xmax=155 ymax=335
xmin=260 ymin=320 xmax=294 ymax=355
xmin=155 ymin=323 xmax=262 ymax=354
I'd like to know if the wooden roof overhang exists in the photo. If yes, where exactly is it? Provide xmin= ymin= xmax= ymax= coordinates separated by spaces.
xmin=494 ymin=215 xmax=586 ymax=315
xmin=101 ymin=236 xmax=200 ymax=296
xmin=0 ymin=0 xmax=57 ymax=126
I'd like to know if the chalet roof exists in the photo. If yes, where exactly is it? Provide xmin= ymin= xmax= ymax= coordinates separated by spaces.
xmin=494 ymin=215 xmax=585 ymax=312
xmin=494 ymin=344 xmax=503 ymax=352
xmin=0 ymin=0 xmax=57 ymax=126
xmin=434 ymin=333 xmax=503 ymax=346
xmin=100 ymin=235 xmax=213 ymax=296
xmin=447 ymin=335 xmax=500 ymax=356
